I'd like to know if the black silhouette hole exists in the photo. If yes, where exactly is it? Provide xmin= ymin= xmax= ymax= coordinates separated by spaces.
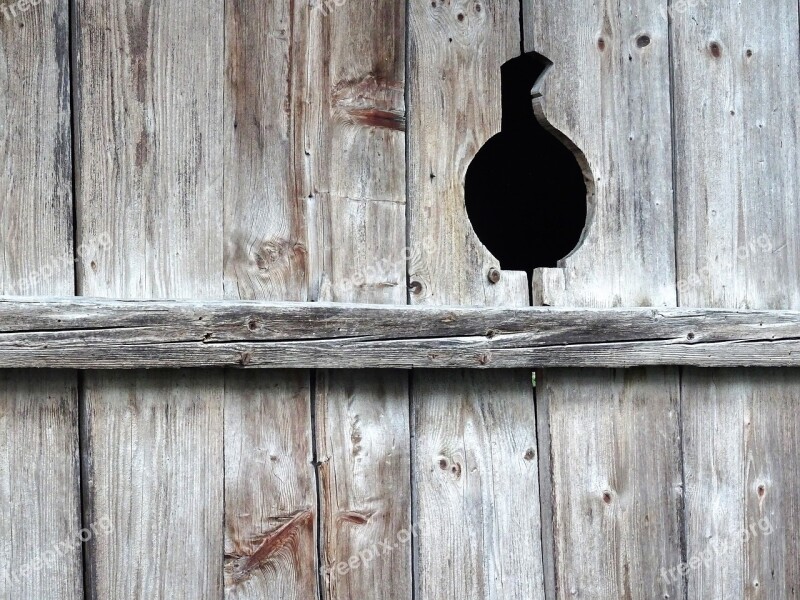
xmin=465 ymin=52 xmax=588 ymax=282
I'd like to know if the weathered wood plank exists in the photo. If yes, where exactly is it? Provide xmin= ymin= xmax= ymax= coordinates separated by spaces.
xmin=2 ymin=298 xmax=800 ymax=341
xmin=5 ymin=337 xmax=800 ymax=369
xmin=304 ymin=0 xmax=412 ymax=597
xmin=223 ymin=371 xmax=317 ymax=598
xmin=0 ymin=1 xmax=82 ymax=597
xmin=412 ymin=367 xmax=544 ymax=598
xmin=673 ymin=0 xmax=800 ymax=596
xmin=81 ymin=370 xmax=224 ymax=598
xmin=524 ymin=0 xmax=684 ymax=597
xmin=408 ymin=0 xmax=546 ymax=597
xmin=73 ymin=0 xmax=225 ymax=596
xmin=0 ymin=372 xmax=82 ymax=600
xmin=316 ymin=370 xmax=411 ymax=598
xmin=222 ymin=0 xmax=318 ymax=596
xmin=1 ymin=299 xmax=799 ymax=368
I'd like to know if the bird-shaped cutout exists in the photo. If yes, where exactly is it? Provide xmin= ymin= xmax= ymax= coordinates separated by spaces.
xmin=465 ymin=52 xmax=588 ymax=284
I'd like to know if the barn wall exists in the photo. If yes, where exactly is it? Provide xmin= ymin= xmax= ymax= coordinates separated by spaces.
xmin=408 ymin=1 xmax=546 ymax=597
xmin=673 ymin=1 xmax=800 ymax=596
xmin=0 ymin=0 xmax=82 ymax=598
xmin=1 ymin=0 xmax=799 ymax=599
xmin=524 ymin=2 xmax=684 ymax=598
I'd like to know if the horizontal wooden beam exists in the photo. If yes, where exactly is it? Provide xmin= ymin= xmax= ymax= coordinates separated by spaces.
xmin=0 ymin=297 xmax=797 ymax=369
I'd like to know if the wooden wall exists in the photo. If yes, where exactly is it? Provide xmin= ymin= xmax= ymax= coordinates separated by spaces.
xmin=526 ymin=0 xmax=800 ymax=598
xmin=0 ymin=1 xmax=798 ymax=600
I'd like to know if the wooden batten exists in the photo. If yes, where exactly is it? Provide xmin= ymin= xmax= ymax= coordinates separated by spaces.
xmin=0 ymin=298 xmax=797 ymax=369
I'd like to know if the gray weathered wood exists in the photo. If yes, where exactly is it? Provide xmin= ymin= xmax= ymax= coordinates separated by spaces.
xmin=0 ymin=298 xmax=798 ymax=368
xmin=305 ymin=0 xmax=412 ymax=597
xmin=673 ymin=0 xmax=800 ymax=596
xmin=0 ymin=3 xmax=83 ymax=598
xmin=408 ymin=0 xmax=546 ymax=597
xmin=223 ymin=371 xmax=317 ymax=597
xmin=222 ymin=0 xmax=318 ymax=597
xmin=73 ymin=0 xmax=225 ymax=596
xmin=2 ymin=297 xmax=800 ymax=339
xmin=524 ymin=0 xmax=684 ymax=597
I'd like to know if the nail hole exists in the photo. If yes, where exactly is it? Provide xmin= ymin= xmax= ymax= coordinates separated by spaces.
xmin=636 ymin=35 xmax=651 ymax=48
xmin=709 ymin=41 xmax=722 ymax=58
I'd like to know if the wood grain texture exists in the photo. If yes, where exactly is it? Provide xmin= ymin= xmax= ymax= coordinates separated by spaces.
xmin=316 ymin=370 xmax=411 ymax=599
xmin=303 ymin=0 xmax=412 ymax=598
xmin=538 ymin=368 xmax=682 ymax=597
xmin=223 ymin=371 xmax=317 ymax=598
xmin=523 ymin=1 xmax=684 ymax=598
xmin=7 ymin=337 xmax=800 ymax=369
xmin=412 ymin=368 xmax=545 ymax=599
xmin=673 ymin=0 xmax=800 ymax=596
xmin=223 ymin=0 xmax=318 ymax=597
xmin=73 ymin=0 xmax=225 ymax=597
xmin=408 ymin=0 xmax=546 ymax=597
xmin=81 ymin=370 xmax=224 ymax=598
xmin=0 ymin=372 xmax=82 ymax=600
xmin=0 ymin=2 xmax=82 ymax=598
xmin=5 ymin=298 xmax=800 ymax=339
xmin=2 ymin=299 xmax=800 ymax=368
xmin=524 ymin=1 xmax=677 ymax=310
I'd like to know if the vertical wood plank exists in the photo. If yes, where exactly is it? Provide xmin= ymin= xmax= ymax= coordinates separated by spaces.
xmin=223 ymin=371 xmax=317 ymax=598
xmin=523 ymin=1 xmax=683 ymax=598
xmin=316 ymin=368 xmax=411 ymax=600
xmin=0 ymin=1 xmax=82 ymax=597
xmin=224 ymin=0 xmax=410 ymax=596
xmin=672 ymin=0 xmax=800 ymax=596
xmin=222 ymin=0 xmax=318 ymax=597
xmin=408 ymin=1 xmax=546 ymax=598
xmin=74 ymin=0 xmax=225 ymax=597
xmin=303 ymin=1 xmax=411 ymax=599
